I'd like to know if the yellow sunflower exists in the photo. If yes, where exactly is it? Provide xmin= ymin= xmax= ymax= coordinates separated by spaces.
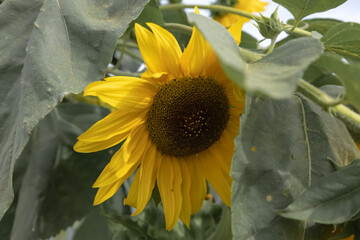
xmin=214 ymin=0 xmax=268 ymax=27
xmin=74 ymin=9 xmax=245 ymax=230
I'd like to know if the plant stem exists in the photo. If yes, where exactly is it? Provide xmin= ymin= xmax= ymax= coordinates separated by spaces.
xmin=123 ymin=49 xmax=143 ymax=62
xmin=297 ymin=79 xmax=360 ymax=133
xmin=160 ymin=4 xmax=312 ymax=37
xmin=113 ymin=33 xmax=128 ymax=70
xmin=267 ymin=35 xmax=278 ymax=54
xmin=164 ymin=23 xmax=193 ymax=34
xmin=106 ymin=68 xmax=141 ymax=77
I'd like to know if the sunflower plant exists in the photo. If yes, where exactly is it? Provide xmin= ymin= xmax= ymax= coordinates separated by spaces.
xmin=1 ymin=0 xmax=360 ymax=239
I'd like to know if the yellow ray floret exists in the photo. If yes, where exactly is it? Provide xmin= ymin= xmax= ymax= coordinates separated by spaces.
xmin=214 ymin=0 xmax=268 ymax=27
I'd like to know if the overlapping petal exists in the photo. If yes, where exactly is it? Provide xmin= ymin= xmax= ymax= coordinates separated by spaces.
xmin=157 ymin=156 xmax=183 ymax=230
xmin=147 ymin=23 xmax=182 ymax=78
xmin=92 ymin=124 xmax=150 ymax=188
xmin=84 ymin=76 xmax=157 ymax=111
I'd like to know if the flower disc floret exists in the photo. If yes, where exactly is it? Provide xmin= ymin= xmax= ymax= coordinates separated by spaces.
xmin=147 ymin=77 xmax=230 ymax=157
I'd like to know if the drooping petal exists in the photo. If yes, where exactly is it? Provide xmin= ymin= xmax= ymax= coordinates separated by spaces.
xmin=186 ymin=158 xmax=207 ymax=214
xmin=84 ymin=76 xmax=157 ymax=111
xmin=132 ymin=144 xmax=160 ymax=215
xmin=93 ymin=124 xmax=150 ymax=188
xmin=77 ymin=109 xmax=145 ymax=142
xmin=135 ymin=23 xmax=166 ymax=75
xmin=94 ymin=180 xmax=122 ymax=205
xmin=123 ymin=169 xmax=140 ymax=208
xmin=198 ymin=151 xmax=232 ymax=207
xmin=157 ymin=156 xmax=183 ymax=230
xmin=147 ymin=23 xmax=182 ymax=78
xmin=178 ymin=159 xmax=192 ymax=228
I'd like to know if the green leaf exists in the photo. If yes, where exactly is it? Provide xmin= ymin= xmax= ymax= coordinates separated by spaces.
xmin=272 ymin=0 xmax=347 ymax=21
xmin=186 ymin=13 xmax=246 ymax=86
xmin=135 ymin=0 xmax=164 ymax=27
xmin=208 ymin=204 xmax=232 ymax=240
xmin=231 ymin=94 xmax=359 ymax=240
xmin=0 ymin=0 xmax=149 ymax=220
xmin=240 ymin=32 xmax=258 ymax=49
xmin=187 ymin=14 xmax=324 ymax=99
xmin=8 ymin=103 xmax=119 ymax=239
xmin=316 ymin=53 xmax=360 ymax=112
xmin=245 ymin=37 xmax=324 ymax=98
xmin=321 ymin=22 xmax=360 ymax=61
xmin=276 ymin=18 xmax=342 ymax=48
xmin=278 ymin=160 xmax=360 ymax=224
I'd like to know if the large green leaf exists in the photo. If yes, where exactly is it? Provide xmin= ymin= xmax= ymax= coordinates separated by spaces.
xmin=272 ymin=0 xmax=347 ymax=21
xmin=186 ymin=14 xmax=323 ymax=99
xmin=321 ymin=22 xmax=360 ymax=61
xmin=278 ymin=159 xmax=360 ymax=224
xmin=246 ymin=37 xmax=324 ymax=98
xmin=7 ymin=103 xmax=120 ymax=239
xmin=0 ymin=0 xmax=148 ymax=220
xmin=231 ymin=94 xmax=359 ymax=240
xmin=316 ymin=53 xmax=360 ymax=112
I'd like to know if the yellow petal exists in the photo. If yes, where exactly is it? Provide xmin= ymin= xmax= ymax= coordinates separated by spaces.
xmin=180 ymin=25 xmax=208 ymax=76
xmin=93 ymin=180 xmax=122 ymax=205
xmin=178 ymin=159 xmax=192 ymax=228
xmin=157 ymin=156 xmax=183 ymax=230
xmin=77 ymin=109 xmax=145 ymax=142
xmin=147 ymin=23 xmax=182 ymax=78
xmin=228 ymin=19 xmax=246 ymax=45
xmin=74 ymin=134 xmax=124 ymax=153
xmin=132 ymin=144 xmax=160 ymax=215
xmin=186 ymin=157 xmax=207 ymax=214
xmin=123 ymin=169 xmax=140 ymax=208
xmin=93 ymin=124 xmax=149 ymax=188
xmin=135 ymin=23 xmax=165 ymax=75
xmin=84 ymin=76 xmax=156 ymax=111
xmin=199 ymin=151 xmax=232 ymax=207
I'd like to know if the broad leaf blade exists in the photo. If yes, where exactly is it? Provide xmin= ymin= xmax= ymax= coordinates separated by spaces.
xmin=278 ymin=160 xmax=360 ymax=224
xmin=231 ymin=94 xmax=359 ymax=240
xmin=246 ymin=37 xmax=324 ymax=98
xmin=321 ymin=22 xmax=360 ymax=61
xmin=273 ymin=0 xmax=347 ymax=21
xmin=0 ymin=0 xmax=148 ymax=220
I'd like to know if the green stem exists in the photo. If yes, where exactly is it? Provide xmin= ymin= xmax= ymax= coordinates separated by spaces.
xmin=160 ymin=4 xmax=255 ymax=19
xmin=297 ymin=80 xmax=360 ymax=133
xmin=106 ymin=68 xmax=141 ymax=77
xmin=116 ymin=40 xmax=138 ymax=49
xmin=113 ymin=33 xmax=128 ymax=70
xmin=160 ymin=4 xmax=312 ymax=37
xmin=123 ymin=49 xmax=143 ymax=62
xmin=267 ymin=35 xmax=278 ymax=54
xmin=164 ymin=23 xmax=193 ymax=34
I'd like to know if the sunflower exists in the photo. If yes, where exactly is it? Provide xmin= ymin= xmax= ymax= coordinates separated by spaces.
xmin=214 ymin=0 xmax=268 ymax=27
xmin=74 ymin=9 xmax=245 ymax=230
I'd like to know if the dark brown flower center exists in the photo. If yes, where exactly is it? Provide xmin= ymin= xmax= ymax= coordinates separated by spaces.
xmin=146 ymin=76 xmax=230 ymax=157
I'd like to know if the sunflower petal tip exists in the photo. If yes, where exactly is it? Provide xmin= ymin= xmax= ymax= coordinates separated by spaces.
xmin=194 ymin=6 xmax=199 ymax=14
